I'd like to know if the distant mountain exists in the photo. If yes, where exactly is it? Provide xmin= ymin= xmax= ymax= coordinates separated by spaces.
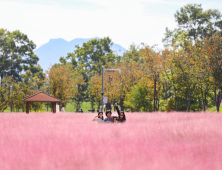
xmin=34 ymin=38 xmax=127 ymax=71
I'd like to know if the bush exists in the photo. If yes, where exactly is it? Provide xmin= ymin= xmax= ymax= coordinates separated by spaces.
xmin=164 ymin=97 xmax=175 ymax=112
xmin=124 ymin=82 xmax=153 ymax=112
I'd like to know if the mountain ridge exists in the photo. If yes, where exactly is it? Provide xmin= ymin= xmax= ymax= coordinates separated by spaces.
xmin=34 ymin=37 xmax=126 ymax=71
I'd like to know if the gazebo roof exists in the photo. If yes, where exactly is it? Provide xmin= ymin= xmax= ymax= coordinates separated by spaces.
xmin=22 ymin=92 xmax=61 ymax=102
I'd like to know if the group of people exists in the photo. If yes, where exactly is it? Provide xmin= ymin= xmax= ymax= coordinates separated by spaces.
xmin=92 ymin=103 xmax=126 ymax=123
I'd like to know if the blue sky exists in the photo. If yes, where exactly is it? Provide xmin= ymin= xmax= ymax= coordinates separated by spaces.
xmin=1 ymin=0 xmax=222 ymax=50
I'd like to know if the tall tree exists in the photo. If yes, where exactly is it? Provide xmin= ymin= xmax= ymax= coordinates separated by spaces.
xmin=46 ymin=64 xmax=84 ymax=108
xmin=163 ymin=4 xmax=222 ymax=45
xmin=60 ymin=37 xmax=117 ymax=81
xmin=0 ymin=29 xmax=42 ymax=83
xmin=60 ymin=37 xmax=118 ymax=105
xmin=122 ymin=44 xmax=143 ymax=63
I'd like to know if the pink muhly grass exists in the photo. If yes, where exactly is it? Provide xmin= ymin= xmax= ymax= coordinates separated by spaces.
xmin=0 ymin=112 xmax=222 ymax=170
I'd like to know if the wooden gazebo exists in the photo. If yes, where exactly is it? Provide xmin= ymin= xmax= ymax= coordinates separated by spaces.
xmin=22 ymin=92 xmax=61 ymax=114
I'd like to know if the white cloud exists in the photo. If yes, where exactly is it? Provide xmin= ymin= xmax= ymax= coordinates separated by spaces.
xmin=0 ymin=0 xmax=178 ymax=50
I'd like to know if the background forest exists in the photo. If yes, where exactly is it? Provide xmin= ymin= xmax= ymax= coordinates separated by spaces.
xmin=1 ymin=4 xmax=222 ymax=112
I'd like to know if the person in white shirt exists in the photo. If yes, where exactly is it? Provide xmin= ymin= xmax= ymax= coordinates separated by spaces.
xmin=92 ymin=112 xmax=104 ymax=123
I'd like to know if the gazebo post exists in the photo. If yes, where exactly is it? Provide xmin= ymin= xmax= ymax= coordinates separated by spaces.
xmin=52 ymin=102 xmax=56 ymax=113
xmin=26 ymin=102 xmax=30 ymax=114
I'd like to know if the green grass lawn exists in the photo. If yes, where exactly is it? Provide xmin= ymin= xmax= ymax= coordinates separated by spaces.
xmin=39 ymin=101 xmax=98 ymax=113
xmin=3 ymin=108 xmax=12 ymax=112
xmin=2 ymin=102 xmax=222 ymax=113
xmin=207 ymin=106 xmax=222 ymax=112
xmin=3 ymin=101 xmax=99 ymax=113
xmin=64 ymin=101 xmax=98 ymax=112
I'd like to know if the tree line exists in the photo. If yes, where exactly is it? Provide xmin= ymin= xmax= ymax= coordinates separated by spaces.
xmin=0 ymin=4 xmax=222 ymax=112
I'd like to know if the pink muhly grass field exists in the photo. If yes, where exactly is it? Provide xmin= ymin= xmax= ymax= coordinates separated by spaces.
xmin=1 ymin=112 xmax=222 ymax=170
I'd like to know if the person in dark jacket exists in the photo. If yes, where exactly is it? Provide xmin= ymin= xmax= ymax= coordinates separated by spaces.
xmin=104 ymin=110 xmax=114 ymax=123
xmin=114 ymin=103 xmax=126 ymax=123
xmin=216 ymin=93 xmax=221 ymax=112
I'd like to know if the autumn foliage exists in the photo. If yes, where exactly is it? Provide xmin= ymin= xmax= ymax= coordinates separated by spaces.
xmin=87 ymin=34 xmax=222 ymax=112
xmin=46 ymin=64 xmax=84 ymax=107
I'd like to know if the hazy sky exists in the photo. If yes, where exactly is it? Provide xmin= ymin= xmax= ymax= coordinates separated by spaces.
xmin=1 ymin=0 xmax=222 ymax=50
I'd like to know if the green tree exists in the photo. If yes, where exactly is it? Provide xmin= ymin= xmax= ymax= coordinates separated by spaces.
xmin=122 ymin=44 xmax=143 ymax=63
xmin=163 ymin=4 xmax=222 ymax=45
xmin=60 ymin=37 xmax=117 ymax=80
xmin=60 ymin=37 xmax=118 ymax=106
xmin=0 ymin=76 xmax=24 ymax=112
xmin=124 ymin=82 xmax=153 ymax=112
xmin=0 ymin=28 xmax=42 ymax=83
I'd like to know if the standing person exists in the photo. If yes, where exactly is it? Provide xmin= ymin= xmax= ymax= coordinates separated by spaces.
xmin=216 ymin=93 xmax=221 ymax=112
xmin=106 ymin=102 xmax=112 ymax=111
xmin=104 ymin=110 xmax=114 ymax=123
xmin=92 ymin=112 xmax=104 ymax=123
xmin=115 ymin=103 xmax=126 ymax=123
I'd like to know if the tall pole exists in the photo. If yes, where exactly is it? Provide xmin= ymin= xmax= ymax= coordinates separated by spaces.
xmin=154 ymin=73 xmax=156 ymax=112
xmin=108 ymin=74 xmax=110 ymax=109
xmin=100 ymin=67 xmax=121 ymax=112
xmin=0 ymin=51 xmax=3 ymax=84
xmin=101 ymin=66 xmax=104 ymax=112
